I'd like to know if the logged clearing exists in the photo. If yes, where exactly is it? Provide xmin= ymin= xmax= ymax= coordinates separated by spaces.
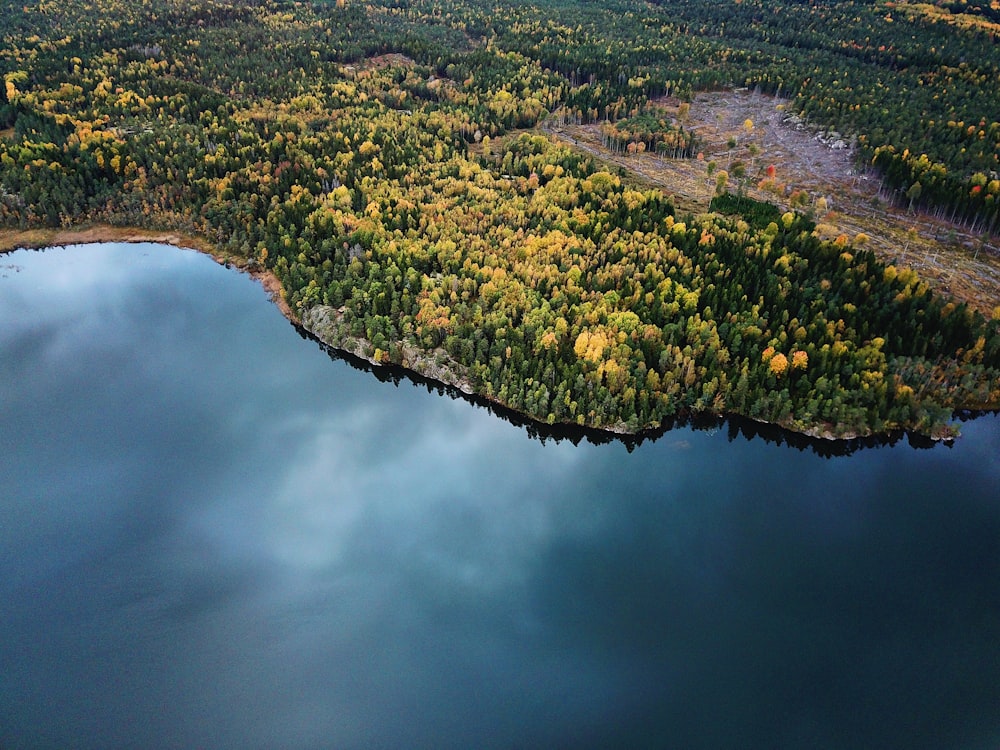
xmin=544 ymin=90 xmax=1000 ymax=317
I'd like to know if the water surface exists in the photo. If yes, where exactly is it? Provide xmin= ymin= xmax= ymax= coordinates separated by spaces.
xmin=2 ymin=243 xmax=998 ymax=749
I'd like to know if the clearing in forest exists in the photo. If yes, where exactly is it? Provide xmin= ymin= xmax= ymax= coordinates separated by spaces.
xmin=544 ymin=90 xmax=1000 ymax=317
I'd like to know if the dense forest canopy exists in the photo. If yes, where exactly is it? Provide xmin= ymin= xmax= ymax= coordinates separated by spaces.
xmin=1 ymin=0 xmax=998 ymax=438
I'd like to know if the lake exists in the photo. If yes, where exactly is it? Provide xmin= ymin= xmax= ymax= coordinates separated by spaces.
xmin=2 ymin=242 xmax=998 ymax=749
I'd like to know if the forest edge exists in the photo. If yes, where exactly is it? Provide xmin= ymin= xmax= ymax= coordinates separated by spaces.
xmin=0 ymin=224 xmax=967 ymax=444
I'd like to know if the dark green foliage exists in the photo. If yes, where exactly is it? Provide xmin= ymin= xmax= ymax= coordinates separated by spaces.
xmin=709 ymin=194 xmax=782 ymax=230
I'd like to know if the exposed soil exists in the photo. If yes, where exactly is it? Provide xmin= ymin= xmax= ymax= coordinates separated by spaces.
xmin=544 ymin=90 xmax=1000 ymax=316
xmin=349 ymin=53 xmax=416 ymax=73
xmin=366 ymin=53 xmax=415 ymax=68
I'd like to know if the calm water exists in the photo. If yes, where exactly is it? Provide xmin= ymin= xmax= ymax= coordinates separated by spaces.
xmin=1 ymin=243 xmax=998 ymax=750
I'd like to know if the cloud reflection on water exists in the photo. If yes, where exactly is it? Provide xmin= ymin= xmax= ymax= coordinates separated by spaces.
xmin=2 ymin=243 xmax=999 ymax=750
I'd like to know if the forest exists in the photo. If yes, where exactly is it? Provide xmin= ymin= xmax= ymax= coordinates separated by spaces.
xmin=1 ymin=0 xmax=999 ymax=438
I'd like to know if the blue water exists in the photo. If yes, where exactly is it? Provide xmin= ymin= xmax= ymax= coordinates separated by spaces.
xmin=1 ymin=243 xmax=998 ymax=749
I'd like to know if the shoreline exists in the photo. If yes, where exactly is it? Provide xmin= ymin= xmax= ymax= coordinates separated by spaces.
xmin=0 ymin=224 xmax=969 ymax=445
xmin=299 ymin=303 xmax=958 ymax=444
xmin=0 ymin=225 xmax=298 ymax=324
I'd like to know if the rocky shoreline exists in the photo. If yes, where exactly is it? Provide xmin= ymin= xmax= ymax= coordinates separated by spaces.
xmin=298 ymin=304 xmax=936 ymax=443
xmin=301 ymin=304 xmax=477 ymax=397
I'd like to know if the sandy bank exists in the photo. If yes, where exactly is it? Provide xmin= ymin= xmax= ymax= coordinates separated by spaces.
xmin=0 ymin=225 xmax=296 ymax=323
